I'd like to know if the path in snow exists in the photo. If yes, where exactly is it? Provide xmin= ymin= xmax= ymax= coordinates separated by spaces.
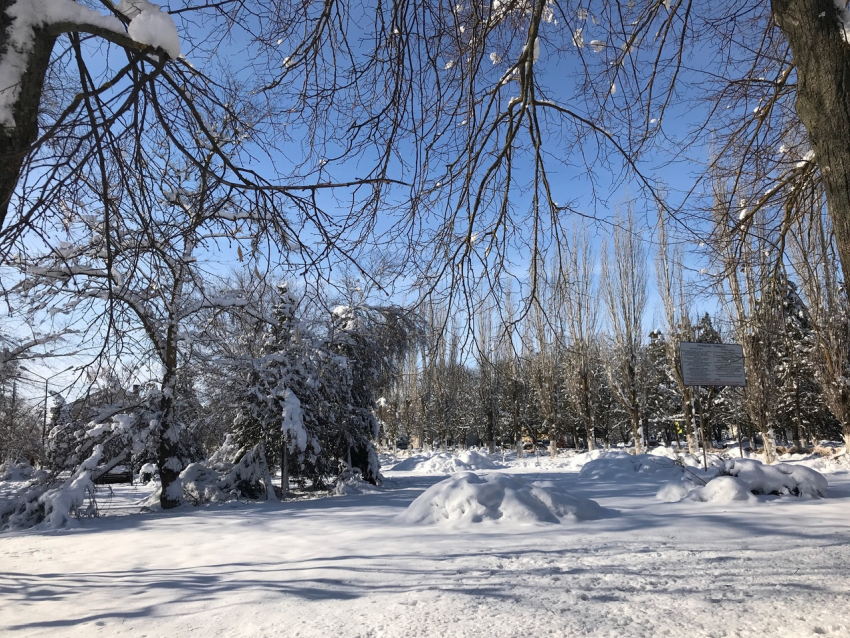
xmin=1 ymin=456 xmax=849 ymax=638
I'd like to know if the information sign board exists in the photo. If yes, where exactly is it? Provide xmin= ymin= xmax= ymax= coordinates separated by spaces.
xmin=679 ymin=342 xmax=746 ymax=387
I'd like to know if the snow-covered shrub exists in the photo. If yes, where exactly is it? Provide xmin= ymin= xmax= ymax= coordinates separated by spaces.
xmin=718 ymin=458 xmax=828 ymax=497
xmin=333 ymin=463 xmax=380 ymax=495
xmin=656 ymin=458 xmax=828 ymax=503
xmin=178 ymin=443 xmax=276 ymax=505
xmin=206 ymin=433 xmax=241 ymax=471
xmin=578 ymin=452 xmax=688 ymax=482
xmin=0 ymin=459 xmax=39 ymax=482
xmin=396 ymin=472 xmax=615 ymax=525
xmin=138 ymin=462 xmax=157 ymax=482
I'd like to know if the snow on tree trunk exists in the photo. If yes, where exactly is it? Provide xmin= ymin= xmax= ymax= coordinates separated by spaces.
xmin=158 ymin=376 xmax=182 ymax=509
xmin=0 ymin=2 xmax=55 ymax=229
xmin=632 ymin=413 xmax=643 ymax=455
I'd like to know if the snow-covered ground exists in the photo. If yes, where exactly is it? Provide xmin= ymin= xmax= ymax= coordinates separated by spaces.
xmin=2 ymin=448 xmax=850 ymax=637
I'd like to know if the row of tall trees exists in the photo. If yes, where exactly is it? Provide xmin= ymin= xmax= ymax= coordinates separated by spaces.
xmin=381 ymin=210 xmax=847 ymax=461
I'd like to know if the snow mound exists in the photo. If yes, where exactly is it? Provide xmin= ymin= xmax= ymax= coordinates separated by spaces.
xmin=656 ymin=480 xmax=692 ymax=503
xmin=561 ymin=448 xmax=627 ymax=471
xmin=391 ymin=450 xmax=501 ymax=474
xmin=685 ymin=476 xmax=755 ymax=503
xmin=579 ymin=453 xmax=685 ymax=482
xmin=396 ymin=472 xmax=614 ymax=525
xmin=390 ymin=454 xmax=431 ymax=471
xmin=647 ymin=446 xmax=681 ymax=460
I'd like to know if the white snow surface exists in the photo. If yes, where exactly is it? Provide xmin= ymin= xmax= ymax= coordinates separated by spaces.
xmin=2 ymin=446 xmax=850 ymax=637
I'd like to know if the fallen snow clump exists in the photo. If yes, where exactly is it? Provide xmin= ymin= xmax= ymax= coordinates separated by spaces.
xmin=396 ymin=472 xmax=614 ymax=525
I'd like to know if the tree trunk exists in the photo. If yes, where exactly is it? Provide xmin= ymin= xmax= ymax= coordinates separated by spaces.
xmin=632 ymin=411 xmax=643 ymax=455
xmin=0 ymin=5 xmax=56 ymax=230
xmin=582 ymin=372 xmax=596 ymax=451
xmin=157 ymin=382 xmax=181 ymax=509
xmin=549 ymin=423 xmax=557 ymax=459
xmin=773 ymin=0 xmax=850 ymax=292
xmin=280 ymin=435 xmax=289 ymax=498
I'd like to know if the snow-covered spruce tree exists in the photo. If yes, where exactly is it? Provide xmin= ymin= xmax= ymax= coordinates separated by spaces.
xmin=769 ymin=278 xmax=841 ymax=448
xmin=225 ymin=283 xmax=420 ymax=488
xmin=643 ymin=330 xmax=680 ymax=447
xmin=326 ymin=300 xmax=421 ymax=482
xmin=229 ymin=282 xmax=325 ymax=488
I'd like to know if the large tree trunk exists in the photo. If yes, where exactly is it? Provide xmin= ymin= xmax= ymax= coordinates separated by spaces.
xmin=0 ymin=4 xmax=56 ymax=229
xmin=158 ymin=332 xmax=182 ymax=509
xmin=157 ymin=383 xmax=182 ymax=509
xmin=773 ymin=0 xmax=850 ymax=291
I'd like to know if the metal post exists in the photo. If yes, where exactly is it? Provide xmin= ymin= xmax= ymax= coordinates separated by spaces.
xmin=697 ymin=385 xmax=707 ymax=470
xmin=42 ymin=379 xmax=48 ymax=449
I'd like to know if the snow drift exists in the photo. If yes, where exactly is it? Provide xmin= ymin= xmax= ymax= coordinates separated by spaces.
xmin=396 ymin=472 xmax=615 ymax=525
xmin=390 ymin=450 xmax=501 ymax=474
xmin=578 ymin=451 xmax=687 ymax=482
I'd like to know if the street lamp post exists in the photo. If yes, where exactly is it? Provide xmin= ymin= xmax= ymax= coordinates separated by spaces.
xmin=19 ymin=366 xmax=74 ymax=450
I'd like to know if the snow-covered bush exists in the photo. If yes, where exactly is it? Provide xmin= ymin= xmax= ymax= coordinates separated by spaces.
xmin=333 ymin=462 xmax=381 ymax=496
xmin=718 ymin=458 xmax=828 ymax=497
xmin=396 ymin=472 xmax=615 ymax=525
xmin=177 ymin=443 xmax=276 ymax=505
xmin=578 ymin=452 xmax=689 ymax=482
xmin=656 ymin=458 xmax=828 ymax=503
xmin=684 ymin=476 xmax=755 ymax=504
xmin=1 ymin=445 xmax=102 ymax=530
xmin=0 ymin=459 xmax=41 ymax=482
